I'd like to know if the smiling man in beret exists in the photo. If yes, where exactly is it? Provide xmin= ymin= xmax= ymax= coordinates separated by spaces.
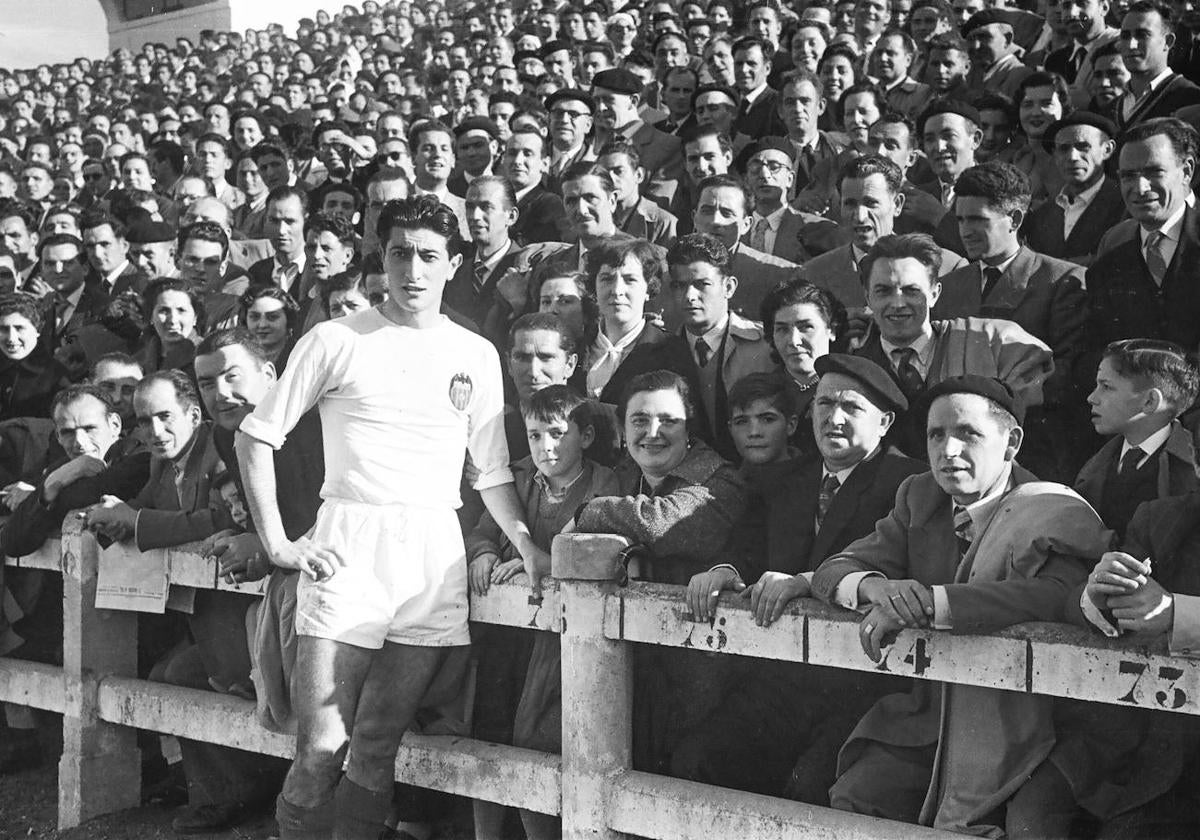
xmin=448 ymin=116 xmax=501 ymax=198
xmin=812 ymin=374 xmax=1109 ymax=836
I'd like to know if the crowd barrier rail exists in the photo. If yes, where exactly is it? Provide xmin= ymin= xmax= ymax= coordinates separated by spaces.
xmin=2 ymin=518 xmax=1198 ymax=838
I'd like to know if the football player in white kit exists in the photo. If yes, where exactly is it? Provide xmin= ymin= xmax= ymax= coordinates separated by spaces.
xmin=236 ymin=195 xmax=547 ymax=839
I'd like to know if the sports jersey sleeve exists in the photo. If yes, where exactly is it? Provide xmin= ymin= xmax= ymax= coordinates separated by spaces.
xmin=464 ymin=340 xmax=513 ymax=491
xmin=240 ymin=325 xmax=344 ymax=450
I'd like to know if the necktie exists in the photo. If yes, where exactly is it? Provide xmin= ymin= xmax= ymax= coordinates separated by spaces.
xmin=892 ymin=347 xmax=924 ymax=399
xmin=940 ymin=181 xmax=955 ymax=209
xmin=1119 ymin=446 xmax=1144 ymax=475
xmin=54 ymin=294 xmax=72 ymax=332
xmin=953 ymin=504 xmax=972 ymax=561
xmin=1068 ymin=46 xmax=1086 ymax=81
xmin=1144 ymin=230 xmax=1169 ymax=286
xmin=981 ymin=265 xmax=1003 ymax=301
xmin=694 ymin=337 xmax=711 ymax=368
xmin=473 ymin=261 xmax=488 ymax=292
xmin=751 ymin=216 xmax=771 ymax=252
xmin=816 ymin=473 xmax=841 ymax=528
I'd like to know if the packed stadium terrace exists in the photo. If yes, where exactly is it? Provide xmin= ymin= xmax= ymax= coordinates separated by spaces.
xmin=3 ymin=0 xmax=1200 ymax=837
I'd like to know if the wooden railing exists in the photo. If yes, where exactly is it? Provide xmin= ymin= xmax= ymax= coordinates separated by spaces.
xmin=2 ymin=520 xmax=1196 ymax=837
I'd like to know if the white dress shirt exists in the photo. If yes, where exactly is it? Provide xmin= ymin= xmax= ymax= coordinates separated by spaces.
xmin=1055 ymin=177 xmax=1106 ymax=240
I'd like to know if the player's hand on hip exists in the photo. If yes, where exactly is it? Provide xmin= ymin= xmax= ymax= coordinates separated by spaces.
xmin=271 ymin=537 xmax=344 ymax=581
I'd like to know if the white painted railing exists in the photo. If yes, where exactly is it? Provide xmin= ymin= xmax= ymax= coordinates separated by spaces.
xmin=2 ymin=522 xmax=1193 ymax=836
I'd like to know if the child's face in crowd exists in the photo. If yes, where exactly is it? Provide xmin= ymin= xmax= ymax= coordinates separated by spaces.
xmin=730 ymin=398 xmax=797 ymax=465
xmin=525 ymin=415 xmax=593 ymax=484
xmin=1088 ymin=357 xmax=1150 ymax=436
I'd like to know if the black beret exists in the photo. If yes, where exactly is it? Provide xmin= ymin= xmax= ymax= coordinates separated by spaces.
xmin=918 ymin=98 xmax=982 ymax=134
xmin=923 ymin=375 xmax=1023 ymax=423
xmin=453 ymin=116 xmax=500 ymax=140
xmin=592 ymin=68 xmax=643 ymax=95
xmin=815 ymin=354 xmax=909 ymax=414
xmin=691 ymin=83 xmax=739 ymax=108
xmin=514 ymin=50 xmax=543 ymax=64
xmin=1041 ymin=110 xmax=1118 ymax=153
xmin=963 ymin=10 xmax=1013 ymax=33
xmin=743 ymin=137 xmax=794 ymax=160
xmin=540 ymin=39 xmax=573 ymax=58
xmin=126 ymin=218 xmax=176 ymax=244
xmin=545 ymin=88 xmax=595 ymax=113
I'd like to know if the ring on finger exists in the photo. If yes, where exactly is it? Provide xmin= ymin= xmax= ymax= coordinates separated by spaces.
xmin=863 ymin=623 xmax=875 ymax=634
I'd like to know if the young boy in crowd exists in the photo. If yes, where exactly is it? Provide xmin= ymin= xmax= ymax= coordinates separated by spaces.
xmin=466 ymin=385 xmax=617 ymax=840
xmin=727 ymin=373 xmax=799 ymax=468
xmin=1078 ymin=339 xmax=1200 ymax=539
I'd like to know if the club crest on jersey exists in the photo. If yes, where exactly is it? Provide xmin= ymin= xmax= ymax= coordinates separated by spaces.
xmin=449 ymin=373 xmax=473 ymax=411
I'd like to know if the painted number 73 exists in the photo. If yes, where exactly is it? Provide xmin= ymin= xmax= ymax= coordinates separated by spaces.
xmin=1117 ymin=660 xmax=1188 ymax=710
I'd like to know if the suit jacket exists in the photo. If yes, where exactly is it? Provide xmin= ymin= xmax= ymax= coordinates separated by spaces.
xmin=597 ymin=321 xmax=672 ymax=405
xmin=546 ymin=145 xmax=594 ymax=196
xmin=1073 ymin=421 xmax=1198 ymax=519
xmin=729 ymin=244 xmax=799 ymax=322
xmin=854 ymin=317 xmax=1055 ymax=457
xmin=932 ymin=246 xmax=1088 ymax=405
xmin=622 ymin=119 xmax=683 ymax=203
xmin=1057 ymin=492 xmax=1200 ymax=818
xmin=1044 ymin=28 xmax=1119 ymax=108
xmin=601 ymin=313 xmax=777 ymax=460
xmin=443 ymin=241 xmax=525 ymax=330
xmin=228 ymin=238 xmax=272 ymax=270
xmin=512 ymin=184 xmax=566 ymax=245
xmin=1 ymin=435 xmax=150 ymax=558
xmin=801 ymin=242 xmax=966 ymax=309
xmin=1021 ymin=177 xmax=1126 ymax=265
xmin=739 ymin=207 xmax=818 ymax=267
xmin=734 ymin=87 xmax=785 ymax=139
xmin=618 ymin=196 xmax=678 ymax=249
xmin=90 ymin=262 xmax=148 ymax=299
xmin=898 ymin=181 xmax=948 ymax=236
xmin=245 ymin=256 xmax=280 ymax=290
xmin=966 ymin=52 xmax=1034 ymax=99
xmin=1114 ymin=72 xmax=1200 ymax=130
xmin=42 ymin=280 xmax=112 ymax=356
xmin=1086 ymin=203 xmax=1200 ymax=356
xmin=747 ymin=447 xmax=926 ymax=582
xmin=813 ymin=470 xmax=1106 ymax=835
xmin=128 ymin=422 xmax=235 ymax=551
xmin=884 ymin=77 xmax=934 ymax=120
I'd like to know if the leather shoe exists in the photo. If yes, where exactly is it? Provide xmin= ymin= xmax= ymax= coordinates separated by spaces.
xmin=171 ymin=802 xmax=250 ymax=835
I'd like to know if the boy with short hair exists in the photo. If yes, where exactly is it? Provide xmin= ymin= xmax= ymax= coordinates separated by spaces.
xmin=466 ymin=385 xmax=618 ymax=840
xmin=727 ymin=373 xmax=799 ymax=467
xmin=1078 ymin=339 xmax=1200 ymax=538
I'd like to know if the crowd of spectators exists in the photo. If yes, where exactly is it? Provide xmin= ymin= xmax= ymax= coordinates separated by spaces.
xmin=2 ymin=0 xmax=1200 ymax=837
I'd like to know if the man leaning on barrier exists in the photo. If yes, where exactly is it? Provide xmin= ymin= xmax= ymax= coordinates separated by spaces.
xmin=810 ymin=375 xmax=1112 ymax=837
xmin=235 ymin=196 xmax=541 ymax=840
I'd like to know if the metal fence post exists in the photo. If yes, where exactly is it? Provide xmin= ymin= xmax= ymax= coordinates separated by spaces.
xmin=554 ymin=533 xmax=633 ymax=840
xmin=58 ymin=517 xmax=141 ymax=828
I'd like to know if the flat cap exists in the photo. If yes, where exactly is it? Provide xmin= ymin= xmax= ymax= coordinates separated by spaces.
xmin=592 ymin=68 xmax=643 ymax=95
xmin=545 ymin=88 xmax=595 ymax=113
xmin=453 ymin=116 xmax=500 ymax=139
xmin=815 ymin=354 xmax=909 ymax=414
xmin=126 ymin=218 xmax=176 ymax=244
xmin=923 ymin=374 xmax=1023 ymax=423
xmin=1041 ymin=110 xmax=1118 ymax=153
xmin=743 ymin=137 xmax=795 ymax=159
xmin=963 ymin=10 xmax=1013 ymax=33
xmin=691 ymin=83 xmax=739 ymax=107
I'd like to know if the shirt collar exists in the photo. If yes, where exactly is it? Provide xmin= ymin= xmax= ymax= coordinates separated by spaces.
xmin=1141 ymin=200 xmax=1188 ymax=243
xmin=1123 ymin=424 xmax=1172 ymax=461
xmin=103 ymin=260 xmax=130 ymax=287
xmin=275 ymin=250 xmax=305 ymax=272
xmin=1056 ymin=176 xmax=1106 ymax=209
xmin=743 ymin=82 xmax=768 ymax=104
xmin=514 ymin=183 xmax=537 ymax=202
xmin=61 ymin=284 xmax=85 ymax=307
xmin=753 ymin=204 xmax=788 ymax=229
xmin=691 ymin=314 xmax=729 ymax=351
xmin=1146 ymin=67 xmax=1174 ymax=93
xmin=823 ymin=444 xmax=881 ymax=485
xmin=981 ymin=247 xmax=1021 ymax=274
xmin=594 ymin=318 xmax=645 ymax=353
xmin=956 ymin=462 xmax=1015 ymax=529
xmin=880 ymin=329 xmax=934 ymax=365
xmin=476 ymin=240 xmax=511 ymax=271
